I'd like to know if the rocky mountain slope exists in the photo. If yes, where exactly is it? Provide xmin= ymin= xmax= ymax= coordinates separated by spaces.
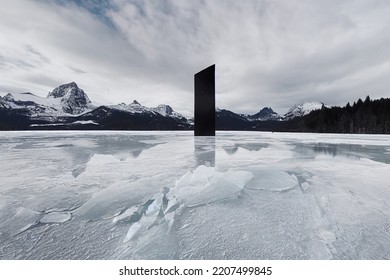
xmin=283 ymin=100 xmax=326 ymax=120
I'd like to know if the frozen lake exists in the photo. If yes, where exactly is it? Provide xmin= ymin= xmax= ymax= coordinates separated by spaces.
xmin=1 ymin=131 xmax=390 ymax=260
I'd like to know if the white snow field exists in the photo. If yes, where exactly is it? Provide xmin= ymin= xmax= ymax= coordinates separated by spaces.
xmin=0 ymin=131 xmax=390 ymax=260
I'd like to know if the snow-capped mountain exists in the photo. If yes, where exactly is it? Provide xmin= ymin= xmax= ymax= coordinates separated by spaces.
xmin=1 ymin=92 xmax=59 ymax=110
xmin=0 ymin=92 xmax=71 ymax=121
xmin=151 ymin=104 xmax=187 ymax=120
xmin=283 ymin=100 xmax=326 ymax=120
xmin=0 ymin=82 xmax=95 ymax=120
xmin=109 ymin=100 xmax=187 ymax=121
xmin=47 ymin=82 xmax=93 ymax=115
xmin=110 ymin=100 xmax=151 ymax=114
xmin=244 ymin=107 xmax=282 ymax=121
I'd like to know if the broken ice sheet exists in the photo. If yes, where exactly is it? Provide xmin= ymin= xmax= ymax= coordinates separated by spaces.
xmin=119 ymin=165 xmax=253 ymax=244
xmin=39 ymin=212 xmax=72 ymax=224
xmin=1 ymin=131 xmax=390 ymax=259
xmin=173 ymin=165 xmax=253 ymax=207
xmin=244 ymin=167 xmax=299 ymax=192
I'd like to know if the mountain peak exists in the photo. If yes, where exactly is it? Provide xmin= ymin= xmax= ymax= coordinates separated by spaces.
xmin=3 ymin=93 xmax=14 ymax=101
xmin=247 ymin=107 xmax=281 ymax=121
xmin=47 ymin=82 xmax=81 ymax=99
xmin=152 ymin=104 xmax=173 ymax=116
xmin=257 ymin=107 xmax=274 ymax=114
xmin=65 ymin=82 xmax=78 ymax=88
xmin=47 ymin=82 xmax=91 ymax=114
xmin=283 ymin=100 xmax=325 ymax=120
xmin=131 ymin=100 xmax=141 ymax=105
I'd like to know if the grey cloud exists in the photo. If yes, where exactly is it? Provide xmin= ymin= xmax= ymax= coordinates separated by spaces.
xmin=69 ymin=66 xmax=86 ymax=74
xmin=1 ymin=0 xmax=390 ymax=116
xmin=0 ymin=55 xmax=36 ymax=70
xmin=0 ymin=45 xmax=50 ymax=72
xmin=0 ymin=85 xmax=28 ymax=95
xmin=23 ymin=74 xmax=62 ymax=90
xmin=25 ymin=45 xmax=51 ymax=64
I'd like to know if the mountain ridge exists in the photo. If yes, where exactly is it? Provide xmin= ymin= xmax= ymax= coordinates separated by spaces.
xmin=0 ymin=82 xmax=192 ymax=130
xmin=3 ymin=82 xmax=388 ymax=133
xmin=0 ymin=82 xmax=327 ymax=122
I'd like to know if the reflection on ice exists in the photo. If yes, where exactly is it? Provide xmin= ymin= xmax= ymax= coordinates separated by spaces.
xmin=1 ymin=131 xmax=390 ymax=259
xmin=294 ymin=142 xmax=390 ymax=164
xmin=194 ymin=137 xmax=216 ymax=166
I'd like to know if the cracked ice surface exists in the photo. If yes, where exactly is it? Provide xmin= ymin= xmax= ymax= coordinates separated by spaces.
xmin=1 ymin=131 xmax=390 ymax=259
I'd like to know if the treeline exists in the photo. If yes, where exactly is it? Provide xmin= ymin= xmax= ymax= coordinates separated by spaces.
xmin=252 ymin=96 xmax=390 ymax=134
xmin=295 ymin=96 xmax=390 ymax=134
xmin=0 ymin=109 xmax=31 ymax=130
xmin=216 ymin=96 xmax=390 ymax=134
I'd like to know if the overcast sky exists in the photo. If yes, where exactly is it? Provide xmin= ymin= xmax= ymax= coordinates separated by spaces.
xmin=1 ymin=0 xmax=390 ymax=116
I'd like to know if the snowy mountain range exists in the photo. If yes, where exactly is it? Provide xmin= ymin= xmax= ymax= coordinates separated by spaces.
xmin=110 ymin=100 xmax=187 ymax=120
xmin=0 ymin=82 xmax=190 ymax=130
xmin=0 ymin=82 xmax=327 ymax=130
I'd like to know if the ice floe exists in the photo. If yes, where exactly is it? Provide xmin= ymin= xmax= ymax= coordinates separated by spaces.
xmin=173 ymin=165 xmax=253 ymax=207
xmin=39 ymin=212 xmax=72 ymax=224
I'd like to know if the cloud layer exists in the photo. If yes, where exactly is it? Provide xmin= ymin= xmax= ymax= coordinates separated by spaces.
xmin=1 ymin=0 xmax=390 ymax=115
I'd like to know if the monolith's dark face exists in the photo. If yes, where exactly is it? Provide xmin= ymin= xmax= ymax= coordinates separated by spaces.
xmin=194 ymin=64 xmax=215 ymax=136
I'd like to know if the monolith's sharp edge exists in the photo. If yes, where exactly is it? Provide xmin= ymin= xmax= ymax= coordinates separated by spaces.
xmin=194 ymin=64 xmax=215 ymax=136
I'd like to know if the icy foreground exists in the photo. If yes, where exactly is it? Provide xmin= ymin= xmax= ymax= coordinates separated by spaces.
xmin=0 ymin=131 xmax=390 ymax=260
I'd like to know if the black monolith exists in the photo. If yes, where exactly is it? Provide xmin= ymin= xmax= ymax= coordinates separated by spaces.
xmin=194 ymin=64 xmax=215 ymax=136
